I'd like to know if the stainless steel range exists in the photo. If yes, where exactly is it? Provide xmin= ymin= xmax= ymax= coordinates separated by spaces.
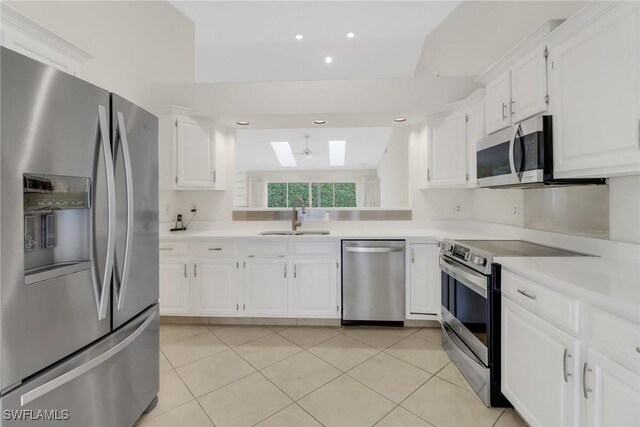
xmin=439 ymin=239 xmax=586 ymax=407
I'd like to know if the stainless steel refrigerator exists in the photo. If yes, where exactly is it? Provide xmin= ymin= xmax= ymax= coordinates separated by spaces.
xmin=0 ymin=47 xmax=159 ymax=426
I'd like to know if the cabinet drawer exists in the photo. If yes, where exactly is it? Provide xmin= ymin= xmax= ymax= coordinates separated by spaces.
xmin=159 ymin=241 xmax=189 ymax=257
xmin=589 ymin=308 xmax=640 ymax=371
xmin=502 ymin=270 xmax=579 ymax=334
xmin=240 ymin=241 xmax=288 ymax=258
xmin=292 ymin=241 xmax=337 ymax=257
xmin=192 ymin=241 xmax=237 ymax=258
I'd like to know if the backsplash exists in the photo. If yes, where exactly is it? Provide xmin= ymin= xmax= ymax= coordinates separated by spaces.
xmin=523 ymin=185 xmax=609 ymax=239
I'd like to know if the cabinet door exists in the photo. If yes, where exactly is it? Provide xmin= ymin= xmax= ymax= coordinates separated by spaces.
xmin=428 ymin=112 xmax=468 ymax=187
xmin=176 ymin=117 xmax=216 ymax=188
xmin=242 ymin=258 xmax=288 ymax=316
xmin=465 ymin=101 xmax=485 ymax=187
xmin=159 ymin=259 xmax=190 ymax=315
xmin=293 ymin=258 xmax=339 ymax=317
xmin=585 ymin=348 xmax=640 ymax=427
xmin=409 ymin=244 xmax=439 ymax=315
xmin=485 ymin=71 xmax=512 ymax=134
xmin=551 ymin=2 xmax=640 ymax=178
xmin=192 ymin=259 xmax=238 ymax=316
xmin=502 ymin=297 xmax=580 ymax=427
xmin=511 ymin=44 xmax=548 ymax=123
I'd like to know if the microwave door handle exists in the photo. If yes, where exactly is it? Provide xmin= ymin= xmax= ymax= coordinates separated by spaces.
xmin=508 ymin=126 xmax=523 ymax=182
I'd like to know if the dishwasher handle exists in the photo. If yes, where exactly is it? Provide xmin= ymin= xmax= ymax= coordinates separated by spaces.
xmin=345 ymin=246 xmax=404 ymax=253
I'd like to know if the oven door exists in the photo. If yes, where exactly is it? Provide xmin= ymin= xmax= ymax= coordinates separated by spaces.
xmin=476 ymin=126 xmax=522 ymax=188
xmin=440 ymin=255 xmax=489 ymax=366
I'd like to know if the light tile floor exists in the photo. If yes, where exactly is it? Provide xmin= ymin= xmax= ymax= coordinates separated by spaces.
xmin=138 ymin=324 xmax=529 ymax=427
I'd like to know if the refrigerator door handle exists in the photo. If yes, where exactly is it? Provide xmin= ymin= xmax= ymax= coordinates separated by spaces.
xmin=19 ymin=308 xmax=155 ymax=407
xmin=115 ymin=111 xmax=134 ymax=311
xmin=97 ymin=105 xmax=115 ymax=321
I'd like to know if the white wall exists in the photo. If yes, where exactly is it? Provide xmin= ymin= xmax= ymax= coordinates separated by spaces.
xmin=609 ymin=176 xmax=640 ymax=244
xmin=377 ymin=127 xmax=410 ymax=207
xmin=7 ymin=0 xmax=195 ymax=106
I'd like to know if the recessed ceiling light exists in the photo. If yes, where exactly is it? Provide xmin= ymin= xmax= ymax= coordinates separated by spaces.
xmin=295 ymin=34 xmax=303 ymax=40
xmin=313 ymin=120 xmax=327 ymax=125
xmin=236 ymin=120 xmax=250 ymax=125
xmin=270 ymin=141 xmax=297 ymax=167
xmin=329 ymin=140 xmax=346 ymax=166
xmin=324 ymin=56 xmax=333 ymax=64
xmin=393 ymin=117 xmax=407 ymax=123
xmin=346 ymin=32 xmax=355 ymax=39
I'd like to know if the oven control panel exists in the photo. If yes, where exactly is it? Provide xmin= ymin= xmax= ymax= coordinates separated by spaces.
xmin=440 ymin=239 xmax=492 ymax=274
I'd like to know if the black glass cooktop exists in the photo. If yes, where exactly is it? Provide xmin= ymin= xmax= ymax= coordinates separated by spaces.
xmin=455 ymin=240 xmax=585 ymax=257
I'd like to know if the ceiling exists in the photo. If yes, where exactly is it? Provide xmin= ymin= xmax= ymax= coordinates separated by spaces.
xmin=236 ymin=127 xmax=393 ymax=171
xmin=170 ymin=1 xmax=461 ymax=82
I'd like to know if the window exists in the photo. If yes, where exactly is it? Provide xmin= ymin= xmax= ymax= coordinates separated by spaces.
xmin=267 ymin=182 xmax=356 ymax=208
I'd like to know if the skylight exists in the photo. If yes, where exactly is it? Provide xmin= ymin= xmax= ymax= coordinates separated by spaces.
xmin=329 ymin=140 xmax=346 ymax=166
xmin=270 ymin=141 xmax=297 ymax=167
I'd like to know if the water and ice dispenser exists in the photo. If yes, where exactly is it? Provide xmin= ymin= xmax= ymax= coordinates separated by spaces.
xmin=23 ymin=174 xmax=92 ymax=285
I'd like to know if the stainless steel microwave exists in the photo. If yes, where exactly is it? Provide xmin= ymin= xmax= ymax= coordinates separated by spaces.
xmin=476 ymin=115 xmax=605 ymax=188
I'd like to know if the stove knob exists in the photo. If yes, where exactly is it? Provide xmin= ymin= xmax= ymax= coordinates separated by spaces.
xmin=475 ymin=256 xmax=486 ymax=266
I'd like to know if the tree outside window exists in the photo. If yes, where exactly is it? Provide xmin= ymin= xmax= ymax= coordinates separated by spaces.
xmin=267 ymin=182 xmax=356 ymax=208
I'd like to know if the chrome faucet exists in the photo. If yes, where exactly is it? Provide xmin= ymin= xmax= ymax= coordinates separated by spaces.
xmin=292 ymin=195 xmax=306 ymax=231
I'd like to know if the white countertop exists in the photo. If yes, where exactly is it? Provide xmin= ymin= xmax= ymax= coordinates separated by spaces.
xmin=159 ymin=227 xmax=498 ymax=242
xmin=496 ymin=256 xmax=640 ymax=320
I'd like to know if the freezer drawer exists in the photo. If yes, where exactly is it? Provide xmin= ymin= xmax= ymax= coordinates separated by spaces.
xmin=0 ymin=305 xmax=159 ymax=427
xmin=342 ymin=240 xmax=405 ymax=324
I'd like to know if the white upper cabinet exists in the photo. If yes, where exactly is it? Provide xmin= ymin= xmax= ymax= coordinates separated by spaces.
xmin=427 ymin=112 xmax=468 ymax=188
xmin=152 ymin=106 xmax=225 ymax=191
xmin=176 ymin=117 xmax=216 ymax=188
xmin=421 ymin=90 xmax=485 ymax=189
xmin=485 ymin=71 xmax=512 ymax=134
xmin=465 ymin=99 xmax=485 ymax=187
xmin=511 ymin=43 xmax=549 ymax=123
xmin=548 ymin=1 xmax=640 ymax=178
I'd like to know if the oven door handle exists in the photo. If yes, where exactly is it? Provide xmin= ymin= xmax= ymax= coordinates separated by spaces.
xmin=439 ymin=256 xmax=487 ymax=298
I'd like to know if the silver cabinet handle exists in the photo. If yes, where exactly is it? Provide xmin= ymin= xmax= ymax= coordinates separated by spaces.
xmin=194 ymin=264 xmax=197 ymax=277
xmin=115 ymin=111 xmax=134 ymax=311
xmin=583 ymin=362 xmax=592 ymax=399
xmin=20 ymin=309 xmax=155 ymax=406
xmin=159 ymin=248 xmax=173 ymax=251
xmin=502 ymin=102 xmax=507 ymax=120
xmin=511 ymin=99 xmax=516 ymax=116
xmin=184 ymin=264 xmax=187 ymax=278
xmin=96 ymin=104 xmax=115 ymax=322
xmin=563 ymin=349 xmax=572 ymax=382
xmin=517 ymin=289 xmax=537 ymax=300
xmin=208 ymin=248 xmax=222 ymax=251
xmin=345 ymin=246 xmax=404 ymax=253
xmin=284 ymin=264 xmax=287 ymax=278
xmin=411 ymin=249 xmax=415 ymax=263
xmin=294 ymin=264 xmax=297 ymax=279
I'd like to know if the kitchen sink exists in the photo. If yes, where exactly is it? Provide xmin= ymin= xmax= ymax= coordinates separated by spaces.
xmin=259 ymin=230 xmax=331 ymax=236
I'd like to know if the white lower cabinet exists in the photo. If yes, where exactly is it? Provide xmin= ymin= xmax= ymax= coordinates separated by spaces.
xmin=502 ymin=297 xmax=580 ymax=427
xmin=159 ymin=259 xmax=190 ymax=315
xmin=584 ymin=348 xmax=640 ymax=427
xmin=242 ymin=258 xmax=288 ymax=316
xmin=408 ymin=243 xmax=440 ymax=315
xmin=191 ymin=259 xmax=238 ymax=316
xmin=292 ymin=258 xmax=339 ymax=317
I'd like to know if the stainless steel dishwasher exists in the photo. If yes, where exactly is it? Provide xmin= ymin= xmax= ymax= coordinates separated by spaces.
xmin=342 ymin=240 xmax=405 ymax=326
